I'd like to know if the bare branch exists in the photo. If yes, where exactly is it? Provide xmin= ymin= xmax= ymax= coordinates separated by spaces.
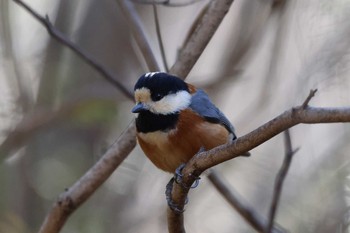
xmin=12 ymin=0 xmax=133 ymax=100
xmin=301 ymin=89 xmax=318 ymax=109
xmin=38 ymin=122 xmax=136 ymax=233
xmin=168 ymin=103 xmax=350 ymax=232
xmin=152 ymin=3 xmax=169 ymax=72
xmin=207 ymin=170 xmax=286 ymax=233
xmin=170 ymin=0 xmax=236 ymax=78
xmin=118 ymin=0 xmax=160 ymax=71
xmin=266 ymin=129 xmax=298 ymax=233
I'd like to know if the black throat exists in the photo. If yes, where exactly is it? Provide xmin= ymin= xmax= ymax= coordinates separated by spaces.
xmin=135 ymin=111 xmax=179 ymax=133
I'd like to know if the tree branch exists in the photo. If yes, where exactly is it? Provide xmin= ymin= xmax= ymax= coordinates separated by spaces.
xmin=12 ymin=0 xmax=133 ymax=100
xmin=207 ymin=170 xmax=286 ymax=233
xmin=168 ymin=102 xmax=350 ymax=232
xmin=266 ymin=129 xmax=298 ymax=233
xmin=38 ymin=122 xmax=136 ymax=233
xmin=170 ymin=0 xmax=236 ymax=78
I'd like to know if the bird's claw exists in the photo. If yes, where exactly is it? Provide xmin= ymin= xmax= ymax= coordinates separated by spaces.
xmin=174 ymin=163 xmax=201 ymax=189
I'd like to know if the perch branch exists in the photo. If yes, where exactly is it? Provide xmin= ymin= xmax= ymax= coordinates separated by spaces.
xmin=168 ymin=92 xmax=350 ymax=233
xmin=12 ymin=0 xmax=133 ymax=99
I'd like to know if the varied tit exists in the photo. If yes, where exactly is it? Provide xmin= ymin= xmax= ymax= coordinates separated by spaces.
xmin=132 ymin=72 xmax=239 ymax=173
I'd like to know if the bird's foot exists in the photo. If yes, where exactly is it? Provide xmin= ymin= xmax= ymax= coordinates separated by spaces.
xmin=174 ymin=163 xmax=201 ymax=189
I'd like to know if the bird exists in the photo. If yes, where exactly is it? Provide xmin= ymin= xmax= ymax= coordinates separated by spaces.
xmin=132 ymin=72 xmax=241 ymax=173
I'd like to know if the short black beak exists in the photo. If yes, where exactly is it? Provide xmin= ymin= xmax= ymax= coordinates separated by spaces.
xmin=132 ymin=103 xmax=148 ymax=113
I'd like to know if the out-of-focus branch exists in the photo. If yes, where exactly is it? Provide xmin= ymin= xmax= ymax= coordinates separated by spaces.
xmin=118 ymin=0 xmax=160 ymax=71
xmin=168 ymin=90 xmax=350 ymax=232
xmin=12 ymin=0 xmax=133 ymax=100
xmin=38 ymin=122 xmax=136 ymax=233
xmin=207 ymin=170 xmax=286 ymax=233
xmin=152 ymin=3 xmax=169 ymax=72
xmin=170 ymin=0 xmax=236 ymax=78
xmin=266 ymin=129 xmax=298 ymax=233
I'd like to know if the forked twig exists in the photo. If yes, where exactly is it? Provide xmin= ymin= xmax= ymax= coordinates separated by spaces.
xmin=266 ymin=129 xmax=299 ymax=233
xmin=12 ymin=0 xmax=133 ymax=100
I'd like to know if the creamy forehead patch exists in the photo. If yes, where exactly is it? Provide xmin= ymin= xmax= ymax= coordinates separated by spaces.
xmin=144 ymin=72 xmax=161 ymax=77
xmin=135 ymin=87 xmax=151 ymax=102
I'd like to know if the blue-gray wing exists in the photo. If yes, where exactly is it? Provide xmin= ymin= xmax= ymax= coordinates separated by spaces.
xmin=189 ymin=89 xmax=236 ymax=139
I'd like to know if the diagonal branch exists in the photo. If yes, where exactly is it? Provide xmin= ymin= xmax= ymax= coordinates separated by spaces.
xmin=265 ymin=129 xmax=298 ymax=233
xmin=12 ymin=0 xmax=134 ymax=100
xmin=38 ymin=122 xmax=136 ymax=233
xmin=170 ymin=0 xmax=236 ymax=78
xmin=208 ymin=170 xmax=286 ymax=233
xmin=168 ymin=92 xmax=350 ymax=232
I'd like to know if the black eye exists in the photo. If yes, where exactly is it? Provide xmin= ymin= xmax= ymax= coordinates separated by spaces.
xmin=152 ymin=93 xmax=164 ymax=101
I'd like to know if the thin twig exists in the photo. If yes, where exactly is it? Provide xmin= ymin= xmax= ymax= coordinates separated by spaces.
xmin=152 ymin=3 xmax=169 ymax=72
xmin=118 ymin=0 xmax=160 ymax=71
xmin=12 ymin=0 xmax=134 ymax=100
xmin=38 ymin=122 xmax=136 ymax=233
xmin=301 ymin=89 xmax=318 ymax=109
xmin=208 ymin=170 xmax=286 ymax=233
xmin=266 ymin=129 xmax=298 ymax=233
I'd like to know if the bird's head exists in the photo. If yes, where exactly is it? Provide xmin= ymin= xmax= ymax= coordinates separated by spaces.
xmin=132 ymin=72 xmax=192 ymax=115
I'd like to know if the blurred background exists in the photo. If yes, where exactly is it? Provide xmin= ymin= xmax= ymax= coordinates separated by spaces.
xmin=1 ymin=0 xmax=350 ymax=232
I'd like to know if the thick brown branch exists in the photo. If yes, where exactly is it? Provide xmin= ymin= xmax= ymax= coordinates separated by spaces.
xmin=208 ymin=170 xmax=286 ymax=233
xmin=38 ymin=122 xmax=136 ymax=233
xmin=266 ymin=129 xmax=298 ymax=233
xmin=170 ymin=0 xmax=236 ymax=78
xmin=12 ymin=0 xmax=133 ymax=100
xmin=168 ymin=105 xmax=350 ymax=233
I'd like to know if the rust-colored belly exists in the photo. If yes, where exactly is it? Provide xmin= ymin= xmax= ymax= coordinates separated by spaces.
xmin=137 ymin=109 xmax=230 ymax=173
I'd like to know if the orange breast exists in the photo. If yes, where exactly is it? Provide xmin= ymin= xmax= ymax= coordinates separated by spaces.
xmin=137 ymin=109 xmax=230 ymax=173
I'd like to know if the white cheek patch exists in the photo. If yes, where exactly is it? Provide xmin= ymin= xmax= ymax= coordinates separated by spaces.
xmin=149 ymin=90 xmax=191 ymax=114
